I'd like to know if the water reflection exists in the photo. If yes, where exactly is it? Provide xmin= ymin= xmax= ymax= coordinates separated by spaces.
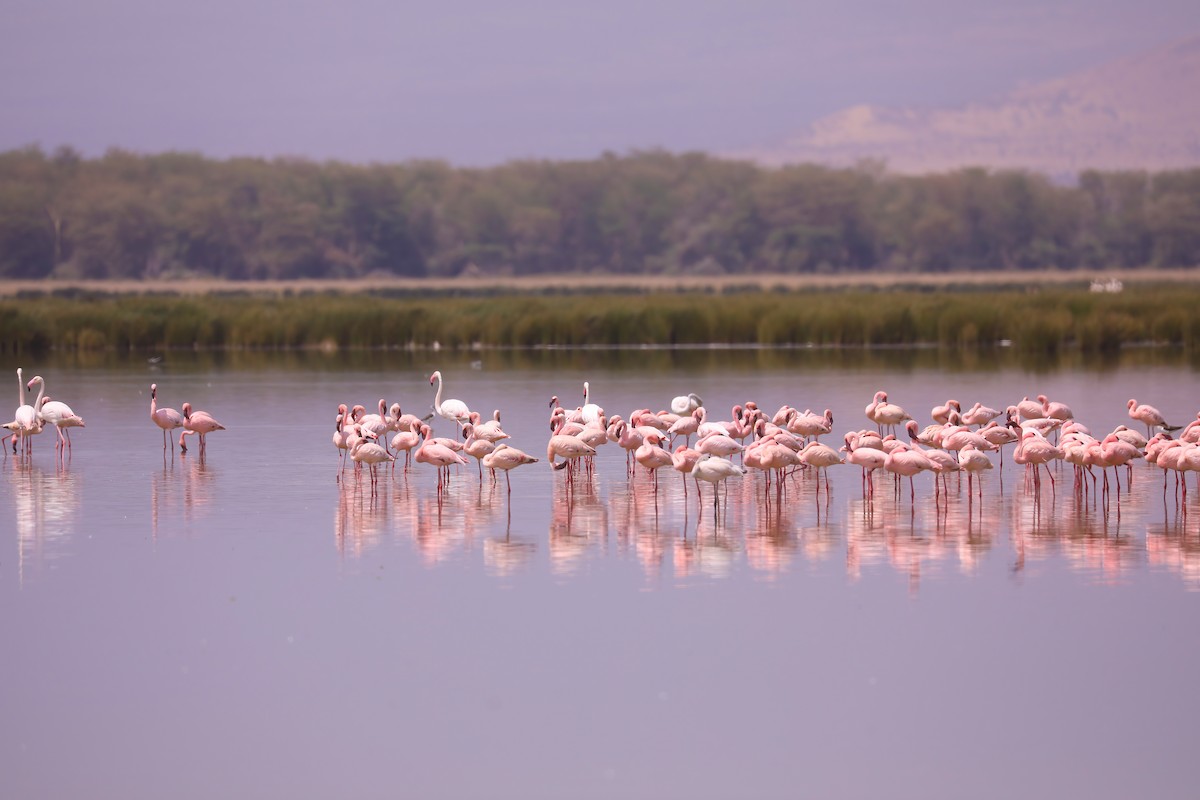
xmin=317 ymin=459 xmax=1200 ymax=592
xmin=149 ymin=453 xmax=218 ymax=539
xmin=5 ymin=459 xmax=81 ymax=586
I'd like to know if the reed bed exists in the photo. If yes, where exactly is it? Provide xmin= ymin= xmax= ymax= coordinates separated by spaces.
xmin=2 ymin=286 xmax=1197 ymax=354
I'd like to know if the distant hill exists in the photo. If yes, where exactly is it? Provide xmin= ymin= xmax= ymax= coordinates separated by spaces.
xmin=743 ymin=35 xmax=1200 ymax=176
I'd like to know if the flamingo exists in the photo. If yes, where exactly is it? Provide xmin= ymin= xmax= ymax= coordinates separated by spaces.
xmin=1039 ymin=394 xmax=1074 ymax=422
xmin=461 ymin=423 xmax=497 ymax=479
xmin=150 ymin=383 xmax=184 ymax=453
xmin=430 ymin=371 xmax=471 ymax=433
xmin=1017 ymin=430 xmax=1065 ymax=490
xmin=958 ymin=444 xmax=993 ymax=497
xmin=468 ymin=409 xmax=510 ymax=443
xmin=414 ymin=423 xmax=468 ymax=490
xmin=633 ymin=433 xmax=673 ymax=492
xmin=358 ymin=399 xmax=392 ymax=449
xmin=333 ymin=410 xmax=353 ymax=477
xmin=691 ymin=455 xmax=746 ymax=508
xmin=389 ymin=426 xmax=423 ymax=472
xmin=960 ymin=402 xmax=1001 ymax=428
xmin=10 ymin=367 xmax=39 ymax=455
xmin=1016 ymin=396 xmax=1044 ymax=421
xmin=670 ymin=392 xmax=703 ymax=415
xmin=696 ymin=430 xmax=743 ymax=459
xmin=799 ymin=440 xmax=844 ymax=496
xmin=581 ymin=381 xmax=603 ymax=425
xmin=24 ymin=375 xmax=84 ymax=456
xmin=178 ymin=402 xmax=225 ymax=454
xmin=667 ymin=408 xmax=701 ymax=445
xmin=931 ymin=399 xmax=961 ymax=425
xmin=39 ymin=395 xmax=85 ymax=456
xmin=482 ymin=444 xmax=539 ymax=493
xmin=547 ymin=422 xmax=596 ymax=477
xmin=349 ymin=425 xmax=395 ymax=487
xmin=841 ymin=436 xmax=888 ymax=499
xmin=1127 ymin=399 xmax=1176 ymax=437
xmin=884 ymin=443 xmax=935 ymax=501
xmin=787 ymin=409 xmax=834 ymax=441
xmin=869 ymin=391 xmax=909 ymax=434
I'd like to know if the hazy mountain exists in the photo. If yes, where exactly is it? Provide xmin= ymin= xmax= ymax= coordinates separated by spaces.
xmin=743 ymin=35 xmax=1200 ymax=176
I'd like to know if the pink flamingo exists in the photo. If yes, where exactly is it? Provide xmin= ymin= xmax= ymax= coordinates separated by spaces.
xmin=1127 ymin=398 xmax=1175 ymax=437
xmin=884 ymin=443 xmax=935 ymax=501
xmin=349 ymin=425 xmax=394 ymax=488
xmin=869 ymin=391 xmax=909 ymax=434
xmin=960 ymin=402 xmax=1001 ymax=428
xmin=634 ymin=433 xmax=673 ymax=493
xmin=957 ymin=444 xmax=993 ymax=498
xmin=414 ymin=423 xmax=468 ymax=490
xmin=670 ymin=445 xmax=703 ymax=493
xmin=1016 ymin=430 xmax=1064 ymax=490
xmin=178 ymin=402 xmax=225 ymax=455
xmin=468 ymin=409 xmax=510 ymax=443
xmin=482 ymin=444 xmax=539 ymax=493
xmin=333 ymin=410 xmax=353 ymax=478
xmin=696 ymin=430 xmax=743 ymax=459
xmin=389 ymin=426 xmax=422 ymax=472
xmin=461 ymin=423 xmax=497 ymax=479
xmin=788 ymin=408 xmax=834 ymax=441
xmin=667 ymin=408 xmax=701 ymax=445
xmin=799 ymin=440 xmax=843 ymax=496
xmin=1039 ymin=394 xmax=1074 ymax=422
xmin=931 ymin=399 xmax=961 ymax=425
xmin=841 ymin=435 xmax=887 ymax=499
xmin=547 ymin=419 xmax=596 ymax=482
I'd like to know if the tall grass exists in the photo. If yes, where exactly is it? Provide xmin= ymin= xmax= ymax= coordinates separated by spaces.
xmin=2 ymin=286 xmax=1197 ymax=354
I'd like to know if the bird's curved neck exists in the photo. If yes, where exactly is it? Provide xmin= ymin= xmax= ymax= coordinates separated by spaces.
xmin=29 ymin=379 xmax=44 ymax=412
xmin=432 ymin=374 xmax=444 ymax=409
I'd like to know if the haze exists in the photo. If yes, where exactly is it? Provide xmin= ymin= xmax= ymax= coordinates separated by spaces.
xmin=0 ymin=0 xmax=1194 ymax=166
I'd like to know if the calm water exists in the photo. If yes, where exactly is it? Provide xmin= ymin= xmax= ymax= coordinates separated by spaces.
xmin=3 ymin=349 xmax=1200 ymax=799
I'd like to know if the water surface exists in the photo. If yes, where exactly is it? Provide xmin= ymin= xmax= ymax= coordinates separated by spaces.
xmin=3 ymin=349 xmax=1199 ymax=799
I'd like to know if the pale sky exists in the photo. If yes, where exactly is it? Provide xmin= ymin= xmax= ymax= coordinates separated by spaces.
xmin=0 ymin=0 xmax=1194 ymax=165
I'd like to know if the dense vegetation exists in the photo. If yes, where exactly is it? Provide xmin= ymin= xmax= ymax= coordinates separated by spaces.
xmin=2 ymin=146 xmax=1199 ymax=281
xmin=3 ymin=286 xmax=1198 ymax=355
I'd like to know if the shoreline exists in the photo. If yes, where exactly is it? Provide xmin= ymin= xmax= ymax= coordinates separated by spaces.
xmin=4 ymin=268 xmax=1199 ymax=297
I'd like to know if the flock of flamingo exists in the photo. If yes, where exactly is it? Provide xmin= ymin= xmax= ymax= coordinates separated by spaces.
xmin=324 ymin=370 xmax=1200 ymax=508
xmin=6 ymin=365 xmax=1197 ymax=510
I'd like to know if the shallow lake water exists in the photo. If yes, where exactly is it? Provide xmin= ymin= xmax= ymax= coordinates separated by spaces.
xmin=3 ymin=347 xmax=1200 ymax=799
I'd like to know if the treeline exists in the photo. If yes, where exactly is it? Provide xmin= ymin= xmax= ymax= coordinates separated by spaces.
xmin=3 ymin=287 xmax=1198 ymax=354
xmin=2 ymin=146 xmax=1199 ymax=280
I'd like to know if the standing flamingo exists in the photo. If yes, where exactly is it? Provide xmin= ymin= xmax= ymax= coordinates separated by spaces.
xmin=957 ymin=444 xmax=993 ymax=498
xmin=691 ymin=455 xmax=746 ymax=509
xmin=349 ymin=425 xmax=395 ymax=487
xmin=414 ymin=423 xmax=469 ymax=490
xmin=150 ymin=383 xmax=184 ymax=453
xmin=430 ymin=371 xmax=471 ymax=433
xmin=581 ymin=381 xmax=603 ymax=425
xmin=482 ymin=444 xmax=539 ymax=493
xmin=11 ymin=367 xmax=40 ymax=455
xmin=1127 ymin=399 xmax=1176 ymax=437
xmin=178 ymin=402 xmax=226 ymax=454
xmin=633 ymin=433 xmax=673 ymax=493
xmin=26 ymin=376 xmax=85 ymax=457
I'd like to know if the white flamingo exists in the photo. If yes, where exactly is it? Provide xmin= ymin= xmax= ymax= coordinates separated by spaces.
xmin=150 ymin=383 xmax=184 ymax=453
xmin=430 ymin=371 xmax=471 ymax=432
